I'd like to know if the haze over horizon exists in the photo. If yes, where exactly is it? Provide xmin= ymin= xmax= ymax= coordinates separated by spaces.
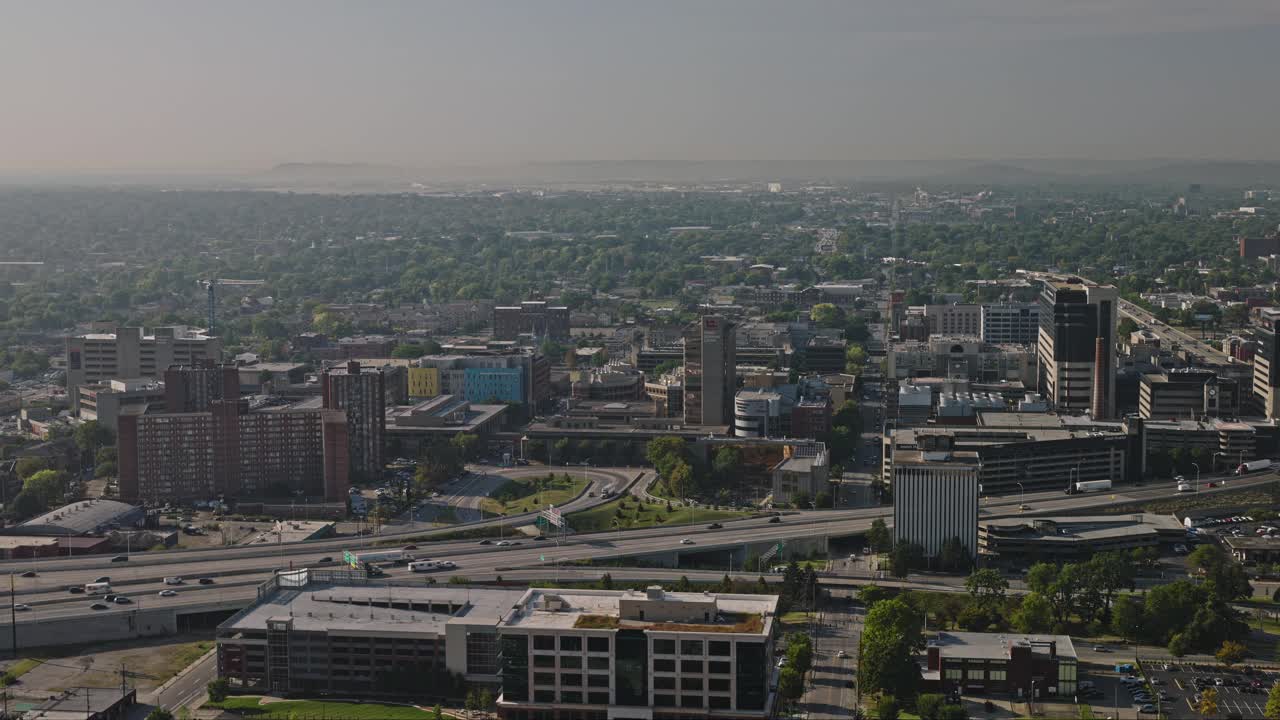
xmin=2 ymin=0 xmax=1279 ymax=174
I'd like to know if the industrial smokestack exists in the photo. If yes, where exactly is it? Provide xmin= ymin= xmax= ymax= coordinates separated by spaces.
xmin=1091 ymin=336 xmax=1107 ymax=418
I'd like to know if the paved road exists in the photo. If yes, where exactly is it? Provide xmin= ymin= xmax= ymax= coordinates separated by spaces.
xmin=803 ymin=588 xmax=863 ymax=720
xmin=1 ymin=474 xmax=1274 ymax=620
xmin=1118 ymin=298 xmax=1232 ymax=364
xmin=145 ymin=649 xmax=217 ymax=712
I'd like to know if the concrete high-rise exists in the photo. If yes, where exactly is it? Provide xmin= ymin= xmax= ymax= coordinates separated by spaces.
xmin=164 ymin=362 xmax=240 ymax=413
xmin=1250 ymin=309 xmax=1280 ymax=419
xmin=322 ymin=361 xmax=386 ymax=481
xmin=683 ymin=315 xmax=736 ymax=426
xmin=492 ymin=301 xmax=570 ymax=342
xmin=65 ymin=326 xmax=221 ymax=398
xmin=1036 ymin=278 xmax=1117 ymax=416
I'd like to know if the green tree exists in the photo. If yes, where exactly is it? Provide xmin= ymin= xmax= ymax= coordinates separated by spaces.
xmin=866 ymin=518 xmax=891 ymax=553
xmin=145 ymin=710 xmax=175 ymax=720
xmin=451 ymin=433 xmax=481 ymax=461
xmin=810 ymin=303 xmax=845 ymax=327
xmin=1110 ymin=594 xmax=1143 ymax=641
xmin=1216 ymin=640 xmax=1248 ymax=667
xmin=814 ymin=491 xmax=833 ymax=509
xmin=778 ymin=666 xmax=804 ymax=700
xmin=391 ymin=343 xmax=422 ymax=359
xmin=23 ymin=469 xmax=68 ymax=507
xmin=9 ymin=490 xmax=45 ymax=519
xmin=917 ymin=694 xmax=946 ymax=720
xmin=937 ymin=536 xmax=971 ymax=572
xmin=666 ymin=460 xmax=695 ymax=499
xmin=1265 ymin=681 xmax=1280 ymax=719
xmin=889 ymin=542 xmax=924 ymax=578
xmin=874 ymin=695 xmax=900 ymax=720
xmin=14 ymin=456 xmax=47 ymax=479
xmin=1011 ymin=593 xmax=1053 ymax=633
xmin=646 ymin=436 xmax=689 ymax=479
xmin=858 ymin=598 xmax=924 ymax=703
xmin=433 ymin=705 xmax=445 ymax=720
xmin=206 ymin=678 xmax=229 ymax=703
xmin=712 ymin=446 xmax=742 ymax=483
xmin=478 ymin=688 xmax=493 ymax=710
xmin=964 ymin=569 xmax=1009 ymax=608
xmin=939 ymin=705 xmax=969 ymax=720
xmin=74 ymin=420 xmax=114 ymax=454
xmin=1197 ymin=686 xmax=1218 ymax=717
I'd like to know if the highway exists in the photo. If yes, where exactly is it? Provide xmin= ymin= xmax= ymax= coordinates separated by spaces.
xmin=3 ymin=472 xmax=1273 ymax=622
xmin=1117 ymin=297 xmax=1233 ymax=364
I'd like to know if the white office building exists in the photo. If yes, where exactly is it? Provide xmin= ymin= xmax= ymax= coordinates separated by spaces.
xmin=892 ymin=437 xmax=980 ymax=559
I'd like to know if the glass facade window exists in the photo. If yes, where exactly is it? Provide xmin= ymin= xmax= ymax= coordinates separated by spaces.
xmin=561 ymin=673 xmax=583 ymax=687
xmin=533 ymin=655 xmax=556 ymax=668
xmin=614 ymin=630 xmax=648 ymax=706
xmin=709 ymin=678 xmax=731 ymax=692
xmin=587 ymin=656 xmax=609 ymax=671
xmin=560 ymin=691 xmax=582 ymax=705
xmin=534 ymin=673 xmax=556 ymax=687
xmin=680 ymin=640 xmax=704 ymax=656
xmin=533 ymin=636 xmax=556 ymax=651
xmin=653 ymin=639 xmax=676 ymax=655
xmin=681 ymin=659 xmax=703 ymax=674
xmin=499 ymin=635 xmax=528 ymax=703
xmin=735 ymin=642 xmax=766 ymax=710
xmin=560 ymin=655 xmax=582 ymax=669
xmin=945 ymin=669 xmax=963 ymax=680
xmin=654 ymin=695 xmax=676 ymax=707
xmin=560 ymin=635 xmax=583 ymax=652
xmin=588 ymin=674 xmax=610 ymax=688
xmin=681 ymin=695 xmax=704 ymax=709
xmin=708 ymin=641 xmax=731 ymax=656
xmin=654 ymin=659 xmax=675 ymax=672
xmin=587 ymin=637 xmax=610 ymax=653
xmin=709 ymin=696 xmax=732 ymax=710
xmin=655 ymin=676 xmax=676 ymax=690
xmin=989 ymin=669 xmax=1007 ymax=681
xmin=588 ymin=692 xmax=610 ymax=705
xmin=682 ymin=677 xmax=703 ymax=691
xmin=709 ymin=661 xmax=731 ymax=675
xmin=533 ymin=690 xmax=555 ymax=704
xmin=1058 ymin=661 xmax=1077 ymax=696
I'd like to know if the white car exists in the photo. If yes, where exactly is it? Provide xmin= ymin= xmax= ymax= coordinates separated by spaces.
xmin=680 ymin=538 xmax=694 ymax=545
xmin=837 ymin=649 xmax=848 ymax=658
xmin=14 ymin=604 xmax=30 ymax=611
xmin=158 ymin=589 xmax=178 ymax=597
xmin=495 ymin=540 xmax=511 ymax=547
xmin=164 ymin=576 xmax=184 ymax=585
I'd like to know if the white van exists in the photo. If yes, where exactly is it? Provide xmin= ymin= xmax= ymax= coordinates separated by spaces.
xmin=164 ymin=576 xmax=184 ymax=585
xmin=85 ymin=582 xmax=111 ymax=595
xmin=408 ymin=560 xmax=438 ymax=572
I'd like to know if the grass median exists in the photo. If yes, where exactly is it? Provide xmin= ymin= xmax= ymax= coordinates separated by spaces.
xmin=478 ymin=474 xmax=589 ymax=516
xmin=566 ymin=496 xmax=750 ymax=533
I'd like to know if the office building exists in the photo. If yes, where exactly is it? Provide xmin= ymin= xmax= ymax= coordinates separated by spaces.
xmin=570 ymin=369 xmax=644 ymax=402
xmin=117 ymin=400 xmax=349 ymax=503
xmin=1036 ymin=278 xmax=1117 ymax=416
xmin=409 ymin=366 xmax=441 ymax=399
xmin=888 ymin=336 xmax=1036 ymax=385
xmin=497 ymin=586 xmax=779 ymax=720
xmin=1138 ymin=369 xmax=1239 ymax=420
xmin=981 ymin=303 xmax=1040 ymax=345
xmin=645 ymin=371 xmax=684 ymax=419
xmin=322 ymin=361 xmax=386 ymax=481
xmin=790 ymin=397 xmax=833 ymax=439
xmin=734 ymin=391 xmax=784 ymax=438
xmin=925 ymin=632 xmax=1078 ymax=699
xmin=65 ymin=326 xmax=221 ymax=397
xmin=1238 ymin=234 xmax=1280 ymax=259
xmin=385 ymin=395 xmax=509 ymax=455
xmin=73 ymin=378 xmax=166 ymax=432
xmin=684 ymin=315 xmax=737 ymax=426
xmin=1251 ymin=310 xmax=1280 ymax=419
xmin=164 ymin=363 xmax=241 ymax=413
xmin=892 ymin=435 xmax=980 ymax=559
xmin=418 ymin=351 xmax=549 ymax=408
xmin=494 ymin=301 xmax=570 ymax=342
xmin=978 ymin=513 xmax=1185 ymax=562
xmin=924 ymin=304 xmax=981 ymax=337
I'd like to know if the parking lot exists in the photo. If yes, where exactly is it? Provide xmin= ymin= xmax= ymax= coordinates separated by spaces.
xmin=1139 ymin=658 xmax=1279 ymax=719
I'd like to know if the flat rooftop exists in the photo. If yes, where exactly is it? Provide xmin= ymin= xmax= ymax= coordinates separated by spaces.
xmin=500 ymin=588 xmax=778 ymax=634
xmin=224 ymin=581 xmax=526 ymax=636
xmin=931 ymin=631 xmax=1077 ymax=661
xmin=981 ymin=514 xmax=1184 ymax=542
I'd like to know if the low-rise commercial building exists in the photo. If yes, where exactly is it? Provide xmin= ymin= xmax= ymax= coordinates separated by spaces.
xmin=1138 ymin=369 xmax=1240 ymax=420
xmin=497 ymin=586 xmax=778 ymax=720
xmin=385 ymin=395 xmax=508 ymax=455
xmin=10 ymin=499 xmax=144 ymax=537
xmin=925 ymin=631 xmax=1078 ymax=699
xmin=74 ymin=378 xmax=166 ymax=432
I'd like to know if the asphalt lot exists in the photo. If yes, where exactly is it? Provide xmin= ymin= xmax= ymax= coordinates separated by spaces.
xmin=1140 ymin=658 xmax=1279 ymax=719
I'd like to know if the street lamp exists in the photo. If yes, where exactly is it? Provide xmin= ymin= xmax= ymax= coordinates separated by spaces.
xmin=1016 ymin=482 xmax=1025 ymax=510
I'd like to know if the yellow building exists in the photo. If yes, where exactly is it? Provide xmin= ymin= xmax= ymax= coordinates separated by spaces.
xmin=408 ymin=367 xmax=440 ymax=398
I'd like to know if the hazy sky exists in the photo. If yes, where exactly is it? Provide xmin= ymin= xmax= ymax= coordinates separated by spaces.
xmin=2 ymin=0 xmax=1278 ymax=171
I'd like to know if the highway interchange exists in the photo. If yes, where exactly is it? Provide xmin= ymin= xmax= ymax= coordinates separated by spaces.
xmin=3 ymin=466 xmax=1274 ymax=622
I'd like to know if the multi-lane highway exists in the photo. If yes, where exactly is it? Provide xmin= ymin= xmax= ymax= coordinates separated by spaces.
xmin=3 ymin=472 xmax=1273 ymax=622
xmin=1117 ymin=297 xmax=1233 ymax=364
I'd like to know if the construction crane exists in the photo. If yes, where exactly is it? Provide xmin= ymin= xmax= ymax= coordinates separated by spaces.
xmin=200 ymin=278 xmax=265 ymax=335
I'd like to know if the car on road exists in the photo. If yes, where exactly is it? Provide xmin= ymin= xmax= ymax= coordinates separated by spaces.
xmin=403 ymin=545 xmax=418 ymax=551
xmin=707 ymin=523 xmax=723 ymax=530
xmin=680 ymin=538 xmax=694 ymax=545
xmin=1139 ymin=705 xmax=1156 ymax=714
xmin=14 ymin=604 xmax=30 ymax=611
xmin=198 ymin=578 xmax=215 ymax=585
xmin=67 ymin=586 xmax=84 ymax=594
xmin=837 ymin=649 xmax=848 ymax=658
xmin=1092 ymin=646 xmax=1110 ymax=652
xmin=164 ymin=577 xmax=184 ymax=586
xmin=94 ymin=576 xmax=110 ymax=583
xmin=478 ymin=539 xmax=493 ymax=545
xmin=1207 ymin=482 xmax=1218 ymax=488
xmin=768 ymin=516 xmax=782 ymax=524
xmin=90 ymin=602 xmax=110 ymax=610
xmin=114 ymin=596 xmax=132 ymax=604
xmin=20 ymin=570 xmax=36 ymax=578
xmin=1018 ymin=503 xmax=1030 ymax=510
xmin=534 ymin=535 xmax=547 ymax=541
xmin=158 ymin=589 xmax=178 ymax=597
xmin=317 ymin=556 xmax=333 ymax=563
xmin=496 ymin=540 xmax=511 ymax=547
